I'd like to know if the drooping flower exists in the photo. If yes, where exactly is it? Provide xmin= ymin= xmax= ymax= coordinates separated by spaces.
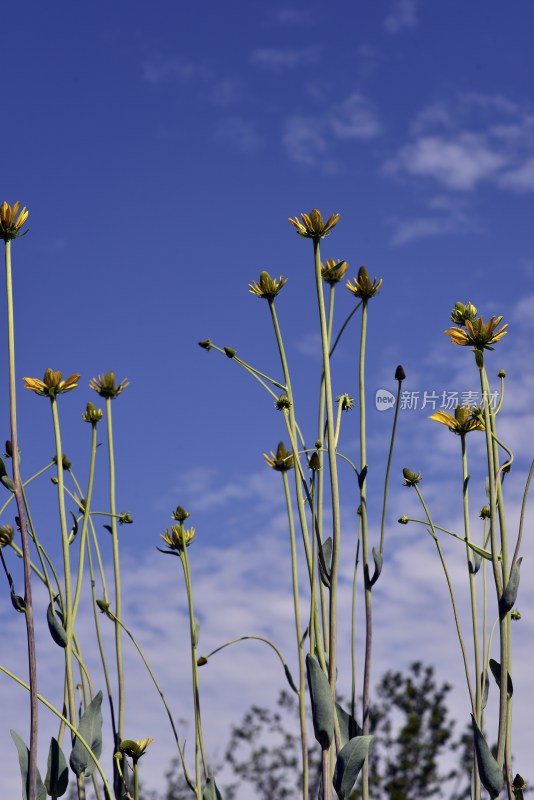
xmin=321 ymin=259 xmax=348 ymax=285
xmin=24 ymin=369 xmax=80 ymax=398
xmin=429 ymin=405 xmax=485 ymax=435
xmin=288 ymin=209 xmax=340 ymax=239
xmin=0 ymin=201 xmax=29 ymax=241
xmin=263 ymin=441 xmax=294 ymax=472
xmin=249 ymin=271 xmax=288 ymax=300
xmin=160 ymin=524 xmax=196 ymax=551
xmin=89 ymin=371 xmax=129 ymax=398
xmin=402 ymin=468 xmax=421 ymax=487
xmin=119 ymin=738 xmax=154 ymax=761
xmin=444 ymin=315 xmax=508 ymax=350
xmin=346 ymin=266 xmax=382 ymax=299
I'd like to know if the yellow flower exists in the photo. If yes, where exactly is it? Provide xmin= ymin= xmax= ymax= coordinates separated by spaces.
xmin=321 ymin=259 xmax=348 ymax=285
xmin=82 ymin=402 xmax=103 ymax=423
xmin=249 ymin=271 xmax=288 ymax=300
xmin=89 ymin=371 xmax=129 ymax=398
xmin=263 ymin=441 xmax=294 ymax=472
xmin=119 ymin=738 xmax=154 ymax=760
xmin=0 ymin=201 xmax=29 ymax=241
xmin=346 ymin=266 xmax=382 ymax=299
xmin=0 ymin=525 xmax=14 ymax=548
xmin=24 ymin=369 xmax=80 ymax=398
xmin=450 ymin=301 xmax=478 ymax=326
xmin=160 ymin=524 xmax=196 ymax=551
xmin=429 ymin=405 xmax=485 ymax=435
xmin=288 ymin=209 xmax=340 ymax=239
xmin=444 ymin=315 xmax=508 ymax=350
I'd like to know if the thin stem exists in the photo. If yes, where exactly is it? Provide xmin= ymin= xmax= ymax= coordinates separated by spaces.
xmin=72 ymin=422 xmax=98 ymax=624
xmin=379 ymin=376 xmax=404 ymax=555
xmin=282 ymin=470 xmax=308 ymax=800
xmin=4 ymin=238 xmax=38 ymax=800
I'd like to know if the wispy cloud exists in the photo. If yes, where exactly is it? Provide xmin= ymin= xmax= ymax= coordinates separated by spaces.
xmin=385 ymin=94 xmax=534 ymax=192
xmin=142 ymin=54 xmax=209 ymax=84
xmin=283 ymin=92 xmax=382 ymax=167
xmin=250 ymin=45 xmax=320 ymax=71
xmin=214 ymin=116 xmax=263 ymax=153
xmin=384 ymin=0 xmax=419 ymax=34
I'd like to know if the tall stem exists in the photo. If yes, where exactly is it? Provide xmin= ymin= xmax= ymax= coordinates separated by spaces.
xmin=312 ymin=239 xmax=342 ymax=704
xmin=106 ymin=397 xmax=125 ymax=797
xmin=4 ymin=239 xmax=38 ymax=800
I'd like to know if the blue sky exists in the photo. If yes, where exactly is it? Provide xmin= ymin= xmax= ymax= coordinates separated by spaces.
xmin=2 ymin=1 xmax=534 ymax=796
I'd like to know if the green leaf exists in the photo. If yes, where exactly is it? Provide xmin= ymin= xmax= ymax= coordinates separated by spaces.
xmin=489 ymin=658 xmax=513 ymax=697
xmin=1 ymin=474 xmax=16 ymax=492
xmin=47 ymin=601 xmax=68 ymax=648
xmin=203 ymin=775 xmax=223 ymax=800
xmin=481 ymin=670 xmax=490 ymax=709
xmin=369 ymin=547 xmax=383 ymax=586
xmin=471 ymin=715 xmax=504 ymax=798
xmin=45 ymin=737 xmax=69 ymax=796
xmin=501 ymin=558 xmax=522 ymax=616
xmin=10 ymin=585 xmax=26 ymax=613
xmin=284 ymin=663 xmax=298 ymax=694
xmin=333 ymin=735 xmax=373 ymax=799
xmin=335 ymin=703 xmax=362 ymax=747
xmin=69 ymin=691 xmax=103 ymax=777
xmin=10 ymin=730 xmax=47 ymax=800
xmin=318 ymin=537 xmax=332 ymax=588
xmin=68 ymin=511 xmax=79 ymax=544
xmin=306 ymin=654 xmax=334 ymax=750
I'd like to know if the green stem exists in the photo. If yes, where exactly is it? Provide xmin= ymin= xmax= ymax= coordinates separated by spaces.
xmin=379 ymin=376 xmax=404 ymax=555
xmin=4 ymin=238 xmax=38 ymax=800
xmin=72 ymin=423 xmax=98 ymax=624
xmin=105 ymin=395 xmax=126 ymax=795
xmin=179 ymin=544 xmax=208 ymax=795
xmin=414 ymin=484 xmax=475 ymax=712
xmin=282 ymin=470 xmax=308 ymax=800
xmin=51 ymin=398 xmax=78 ymax=740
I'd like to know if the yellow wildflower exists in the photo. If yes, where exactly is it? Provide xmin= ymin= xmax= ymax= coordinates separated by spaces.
xmin=346 ymin=266 xmax=382 ymax=299
xmin=89 ymin=371 xmax=129 ymax=398
xmin=288 ymin=209 xmax=340 ymax=239
xmin=263 ymin=442 xmax=294 ymax=472
xmin=119 ymin=738 xmax=154 ymax=760
xmin=445 ymin=315 xmax=508 ymax=350
xmin=429 ymin=405 xmax=485 ymax=435
xmin=160 ymin=524 xmax=196 ymax=551
xmin=24 ymin=369 xmax=80 ymax=398
xmin=0 ymin=201 xmax=29 ymax=241
xmin=321 ymin=259 xmax=348 ymax=285
xmin=249 ymin=271 xmax=288 ymax=300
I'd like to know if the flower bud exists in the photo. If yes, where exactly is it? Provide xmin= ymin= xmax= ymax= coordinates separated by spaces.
xmin=224 ymin=347 xmax=236 ymax=359
xmin=398 ymin=516 xmax=409 ymax=525
xmin=198 ymin=339 xmax=212 ymax=350
xmin=309 ymin=452 xmax=321 ymax=472
xmin=394 ymin=365 xmax=406 ymax=381
xmin=402 ymin=468 xmax=421 ymax=486
xmin=172 ymin=506 xmax=190 ymax=522
xmin=0 ymin=524 xmax=14 ymax=548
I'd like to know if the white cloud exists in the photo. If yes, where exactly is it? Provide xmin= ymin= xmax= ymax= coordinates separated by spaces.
xmin=142 ymin=55 xmax=208 ymax=84
xmin=214 ymin=116 xmax=263 ymax=153
xmin=384 ymin=0 xmax=419 ymax=34
xmin=250 ymin=46 xmax=320 ymax=71
xmin=385 ymin=94 xmax=534 ymax=193
xmin=283 ymin=93 xmax=382 ymax=167
xmin=389 ymin=194 xmax=473 ymax=245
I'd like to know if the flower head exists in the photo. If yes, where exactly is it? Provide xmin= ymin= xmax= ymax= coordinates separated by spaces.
xmin=275 ymin=394 xmax=291 ymax=411
xmin=0 ymin=201 xmax=29 ymax=241
xmin=429 ymin=405 xmax=485 ymax=435
xmin=89 ymin=372 xmax=129 ymax=398
xmin=346 ymin=266 xmax=382 ymax=300
xmin=321 ymin=260 xmax=348 ymax=285
xmin=336 ymin=394 xmax=355 ymax=411
xmin=249 ymin=271 xmax=288 ymax=301
xmin=263 ymin=441 xmax=294 ymax=472
xmin=119 ymin=738 xmax=154 ymax=761
xmin=82 ymin=402 xmax=103 ymax=423
xmin=402 ymin=468 xmax=421 ymax=487
xmin=160 ymin=524 xmax=196 ymax=551
xmin=288 ymin=209 xmax=340 ymax=239
xmin=450 ymin=301 xmax=478 ymax=326
xmin=24 ymin=369 xmax=80 ymax=399
xmin=171 ymin=505 xmax=190 ymax=522
xmin=0 ymin=524 xmax=14 ymax=548
xmin=445 ymin=315 xmax=508 ymax=351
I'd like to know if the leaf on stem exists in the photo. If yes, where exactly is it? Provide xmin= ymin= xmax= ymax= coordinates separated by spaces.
xmin=69 ymin=691 xmax=103 ymax=778
xmin=471 ymin=715 xmax=504 ymax=798
xmin=335 ymin=703 xmax=362 ymax=747
xmin=306 ymin=654 xmax=334 ymax=750
xmin=369 ymin=547 xmax=383 ymax=586
xmin=333 ymin=735 xmax=373 ymax=799
xmin=45 ymin=737 xmax=69 ymax=797
xmin=489 ymin=658 xmax=513 ymax=697
xmin=10 ymin=730 xmax=47 ymax=800
xmin=203 ymin=775 xmax=223 ymax=800
xmin=47 ymin=600 xmax=68 ymax=648
xmin=318 ymin=536 xmax=332 ymax=588
xmin=501 ymin=558 xmax=522 ymax=616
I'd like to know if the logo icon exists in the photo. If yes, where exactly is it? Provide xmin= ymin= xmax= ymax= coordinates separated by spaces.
xmin=375 ymin=388 xmax=395 ymax=411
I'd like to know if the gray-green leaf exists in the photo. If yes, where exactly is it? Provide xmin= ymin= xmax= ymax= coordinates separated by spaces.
xmin=369 ymin=547 xmax=383 ymax=586
xmin=10 ymin=730 xmax=47 ymax=800
xmin=203 ymin=775 xmax=223 ymax=800
xmin=333 ymin=735 xmax=373 ymax=799
xmin=489 ymin=659 xmax=513 ymax=697
xmin=318 ymin=537 xmax=332 ymax=588
xmin=471 ymin=716 xmax=504 ymax=798
xmin=69 ymin=691 xmax=103 ymax=777
xmin=336 ymin=703 xmax=362 ymax=748
xmin=501 ymin=558 xmax=522 ymax=616
xmin=47 ymin=601 xmax=68 ymax=648
xmin=306 ymin=654 xmax=334 ymax=750
xmin=45 ymin=737 xmax=69 ymax=797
